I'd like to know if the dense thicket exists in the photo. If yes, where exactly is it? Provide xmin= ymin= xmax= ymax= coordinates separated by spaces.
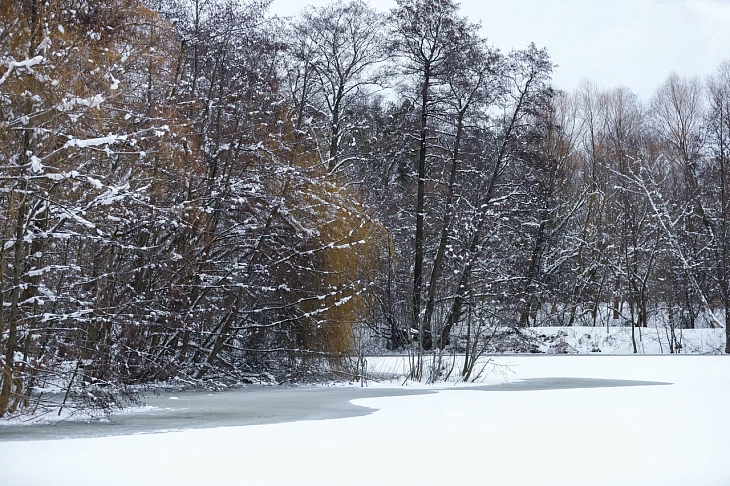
xmin=1 ymin=0 xmax=728 ymax=416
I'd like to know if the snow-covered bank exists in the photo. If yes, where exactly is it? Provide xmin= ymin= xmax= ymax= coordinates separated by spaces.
xmin=1 ymin=355 xmax=728 ymax=486
xmin=512 ymin=326 xmax=725 ymax=354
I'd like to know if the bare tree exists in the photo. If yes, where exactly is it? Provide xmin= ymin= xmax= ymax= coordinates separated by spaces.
xmin=442 ymin=45 xmax=553 ymax=357
xmin=706 ymin=62 xmax=730 ymax=353
xmin=288 ymin=0 xmax=387 ymax=174
xmin=390 ymin=0 xmax=481 ymax=360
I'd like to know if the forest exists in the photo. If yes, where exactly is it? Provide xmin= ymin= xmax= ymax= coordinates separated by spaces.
xmin=1 ymin=0 xmax=729 ymax=417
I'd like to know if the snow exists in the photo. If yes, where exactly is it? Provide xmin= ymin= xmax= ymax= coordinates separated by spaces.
xmin=63 ymin=134 xmax=126 ymax=149
xmin=86 ymin=176 xmax=104 ymax=189
xmin=1 ymin=355 xmax=728 ymax=485
xmin=30 ymin=155 xmax=43 ymax=173
xmin=109 ymin=74 xmax=120 ymax=91
xmin=0 ymin=56 xmax=44 ymax=86
xmin=523 ymin=326 xmax=725 ymax=355
xmin=55 ymin=94 xmax=104 ymax=112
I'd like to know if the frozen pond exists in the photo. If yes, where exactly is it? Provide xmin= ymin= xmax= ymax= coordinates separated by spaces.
xmin=0 ymin=377 xmax=668 ymax=442
xmin=2 ymin=356 xmax=727 ymax=486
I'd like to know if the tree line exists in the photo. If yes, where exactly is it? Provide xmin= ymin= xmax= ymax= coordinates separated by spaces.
xmin=0 ymin=0 xmax=728 ymax=416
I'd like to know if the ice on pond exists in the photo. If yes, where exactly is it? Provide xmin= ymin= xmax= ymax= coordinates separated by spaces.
xmin=0 ymin=376 xmax=668 ymax=442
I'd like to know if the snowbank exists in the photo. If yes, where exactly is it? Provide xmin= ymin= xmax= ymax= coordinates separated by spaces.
xmin=524 ymin=326 xmax=725 ymax=354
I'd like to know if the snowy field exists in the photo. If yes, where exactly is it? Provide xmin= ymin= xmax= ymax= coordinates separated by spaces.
xmin=1 ymin=355 xmax=728 ymax=486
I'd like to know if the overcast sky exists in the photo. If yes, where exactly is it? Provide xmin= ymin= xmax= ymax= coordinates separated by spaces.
xmin=269 ymin=0 xmax=730 ymax=100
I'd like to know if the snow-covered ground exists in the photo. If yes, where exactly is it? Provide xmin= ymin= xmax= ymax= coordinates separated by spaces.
xmin=1 ymin=355 xmax=728 ymax=486
xmin=520 ymin=326 xmax=725 ymax=354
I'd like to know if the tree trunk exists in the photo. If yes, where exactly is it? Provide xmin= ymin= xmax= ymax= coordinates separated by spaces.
xmin=413 ymin=65 xmax=431 ymax=350
xmin=0 ymin=183 xmax=27 ymax=417
xmin=725 ymin=307 xmax=730 ymax=354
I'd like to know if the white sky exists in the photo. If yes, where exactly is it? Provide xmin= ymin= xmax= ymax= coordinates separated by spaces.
xmin=269 ymin=0 xmax=730 ymax=100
